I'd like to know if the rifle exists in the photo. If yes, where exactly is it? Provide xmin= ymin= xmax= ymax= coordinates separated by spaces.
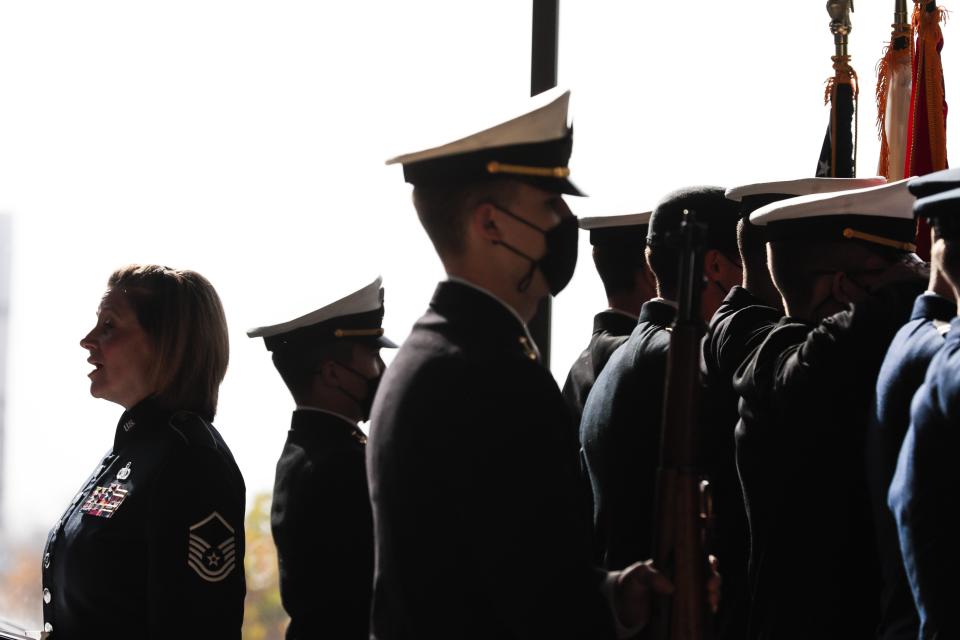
xmin=650 ymin=208 xmax=713 ymax=640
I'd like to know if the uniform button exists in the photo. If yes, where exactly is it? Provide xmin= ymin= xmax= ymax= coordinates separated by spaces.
xmin=44 ymin=623 xmax=53 ymax=632
xmin=43 ymin=588 xmax=51 ymax=604
xmin=43 ymin=553 xmax=51 ymax=569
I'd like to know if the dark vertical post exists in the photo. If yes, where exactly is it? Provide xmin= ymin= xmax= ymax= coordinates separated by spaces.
xmin=529 ymin=0 xmax=559 ymax=368
xmin=0 ymin=215 xmax=10 ymax=533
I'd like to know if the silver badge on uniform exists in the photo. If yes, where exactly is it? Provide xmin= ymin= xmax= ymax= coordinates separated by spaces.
xmin=187 ymin=512 xmax=238 ymax=583
xmin=116 ymin=462 xmax=132 ymax=481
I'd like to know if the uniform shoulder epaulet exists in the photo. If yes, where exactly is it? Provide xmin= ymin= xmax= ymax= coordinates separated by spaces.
xmin=167 ymin=410 xmax=219 ymax=450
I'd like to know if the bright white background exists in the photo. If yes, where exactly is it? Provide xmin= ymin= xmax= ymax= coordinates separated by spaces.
xmin=0 ymin=0 xmax=957 ymax=572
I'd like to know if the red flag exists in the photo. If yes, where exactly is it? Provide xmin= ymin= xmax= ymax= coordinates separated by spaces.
xmin=905 ymin=2 xmax=949 ymax=259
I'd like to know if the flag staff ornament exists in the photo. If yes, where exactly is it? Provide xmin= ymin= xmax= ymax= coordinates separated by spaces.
xmin=817 ymin=0 xmax=859 ymax=178
xmin=828 ymin=0 xmax=854 ymax=59
xmin=876 ymin=0 xmax=914 ymax=180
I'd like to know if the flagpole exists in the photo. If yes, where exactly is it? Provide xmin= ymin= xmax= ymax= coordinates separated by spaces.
xmin=529 ymin=0 xmax=559 ymax=369
xmin=894 ymin=0 xmax=910 ymax=43
xmin=818 ymin=0 xmax=858 ymax=178
xmin=828 ymin=0 xmax=853 ymax=58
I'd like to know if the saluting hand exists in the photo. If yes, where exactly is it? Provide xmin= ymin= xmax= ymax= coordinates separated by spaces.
xmin=868 ymin=253 xmax=930 ymax=293
xmin=932 ymin=238 xmax=960 ymax=297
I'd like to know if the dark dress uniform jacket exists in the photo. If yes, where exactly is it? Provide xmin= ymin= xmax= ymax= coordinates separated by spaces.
xmin=701 ymin=286 xmax=781 ymax=640
xmin=271 ymin=409 xmax=373 ymax=640
xmin=562 ymin=309 xmax=637 ymax=425
xmin=733 ymin=280 xmax=922 ymax=639
xmin=869 ymin=293 xmax=954 ymax=640
xmin=367 ymin=280 xmax=614 ymax=640
xmin=889 ymin=315 xmax=960 ymax=640
xmin=580 ymin=299 xmax=674 ymax=570
xmin=42 ymin=398 xmax=246 ymax=639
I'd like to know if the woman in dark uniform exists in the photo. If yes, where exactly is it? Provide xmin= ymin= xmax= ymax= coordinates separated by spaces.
xmin=42 ymin=264 xmax=246 ymax=639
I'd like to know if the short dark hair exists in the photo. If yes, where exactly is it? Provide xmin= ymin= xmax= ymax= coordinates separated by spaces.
xmin=593 ymin=243 xmax=646 ymax=297
xmin=646 ymin=245 xmax=678 ymax=297
xmin=412 ymin=179 xmax=519 ymax=258
xmin=271 ymin=340 xmax=355 ymax=403
xmin=108 ymin=264 xmax=228 ymax=421
xmin=646 ymin=242 xmax=741 ymax=299
xmin=646 ymin=186 xmax=740 ymax=298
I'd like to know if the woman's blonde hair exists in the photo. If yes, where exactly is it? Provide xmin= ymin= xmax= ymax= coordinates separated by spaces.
xmin=108 ymin=264 xmax=229 ymax=420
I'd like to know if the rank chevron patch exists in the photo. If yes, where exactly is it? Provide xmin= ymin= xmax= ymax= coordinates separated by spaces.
xmin=187 ymin=511 xmax=237 ymax=583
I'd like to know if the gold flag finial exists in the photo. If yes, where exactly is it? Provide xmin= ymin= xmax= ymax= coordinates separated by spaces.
xmin=827 ymin=0 xmax=854 ymax=57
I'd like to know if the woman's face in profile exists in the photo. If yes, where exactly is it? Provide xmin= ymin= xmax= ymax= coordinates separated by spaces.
xmin=80 ymin=288 xmax=156 ymax=409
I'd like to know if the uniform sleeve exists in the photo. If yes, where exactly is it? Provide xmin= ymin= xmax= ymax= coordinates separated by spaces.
xmin=561 ymin=361 xmax=585 ymax=424
xmin=888 ymin=399 xmax=950 ymax=636
xmin=713 ymin=306 xmax=781 ymax=379
xmin=458 ymin=365 xmax=615 ymax=639
xmin=145 ymin=447 xmax=246 ymax=639
xmin=890 ymin=343 xmax=960 ymax=638
xmin=274 ymin=450 xmax=372 ymax=639
xmin=772 ymin=282 xmax=920 ymax=401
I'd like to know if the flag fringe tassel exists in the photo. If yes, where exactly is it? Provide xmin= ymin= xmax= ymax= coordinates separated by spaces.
xmin=876 ymin=24 xmax=914 ymax=179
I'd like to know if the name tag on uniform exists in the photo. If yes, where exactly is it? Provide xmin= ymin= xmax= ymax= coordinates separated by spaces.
xmin=80 ymin=483 xmax=129 ymax=518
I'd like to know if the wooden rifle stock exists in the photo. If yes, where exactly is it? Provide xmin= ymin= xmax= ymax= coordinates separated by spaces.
xmin=650 ymin=209 xmax=713 ymax=640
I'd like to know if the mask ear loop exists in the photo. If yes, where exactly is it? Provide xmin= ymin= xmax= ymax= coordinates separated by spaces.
xmin=711 ymin=279 xmax=729 ymax=298
xmin=517 ymin=263 xmax=535 ymax=292
xmin=492 ymin=239 xmax=537 ymax=292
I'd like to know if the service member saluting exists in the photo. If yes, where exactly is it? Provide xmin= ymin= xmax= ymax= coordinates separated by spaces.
xmin=368 ymin=89 xmax=717 ymax=640
xmin=868 ymin=170 xmax=960 ymax=640
xmin=889 ymin=170 xmax=960 ymax=640
xmin=44 ymin=265 xmax=246 ymax=639
xmin=733 ymin=180 xmax=927 ymax=639
xmin=247 ymin=277 xmax=395 ymax=640
xmin=703 ymin=176 xmax=884 ymax=639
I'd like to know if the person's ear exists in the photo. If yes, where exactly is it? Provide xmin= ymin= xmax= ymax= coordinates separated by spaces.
xmin=832 ymin=271 xmax=868 ymax=305
xmin=318 ymin=360 xmax=339 ymax=387
xmin=472 ymin=203 xmax=503 ymax=243
xmin=703 ymin=248 xmax=721 ymax=282
xmin=703 ymin=249 xmax=741 ymax=283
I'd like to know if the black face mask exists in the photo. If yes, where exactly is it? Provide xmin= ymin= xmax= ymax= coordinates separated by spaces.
xmin=484 ymin=201 xmax=579 ymax=295
xmin=334 ymin=362 xmax=381 ymax=422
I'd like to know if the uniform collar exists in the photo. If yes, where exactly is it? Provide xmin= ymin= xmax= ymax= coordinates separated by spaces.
xmin=593 ymin=309 xmax=639 ymax=336
xmin=294 ymin=406 xmax=358 ymax=428
xmin=911 ymin=291 xmax=957 ymax=322
xmin=723 ymin=285 xmax=765 ymax=308
xmin=445 ymin=276 xmax=530 ymax=326
xmin=291 ymin=408 xmax=367 ymax=444
xmin=431 ymin=279 xmax=542 ymax=362
xmin=113 ymin=396 xmax=172 ymax=449
xmin=638 ymin=298 xmax=677 ymax=327
xmin=604 ymin=307 xmax=640 ymax=321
